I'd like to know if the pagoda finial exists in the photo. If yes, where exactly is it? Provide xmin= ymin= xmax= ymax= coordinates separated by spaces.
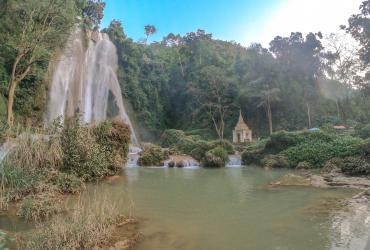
xmin=238 ymin=109 xmax=243 ymax=123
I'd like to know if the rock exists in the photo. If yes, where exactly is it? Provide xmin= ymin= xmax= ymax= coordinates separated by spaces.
xmin=296 ymin=161 xmax=313 ymax=170
xmin=270 ymin=174 xmax=311 ymax=186
xmin=261 ymin=154 xmax=289 ymax=168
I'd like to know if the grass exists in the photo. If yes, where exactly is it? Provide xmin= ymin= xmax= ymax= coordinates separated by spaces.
xmin=18 ymin=193 xmax=137 ymax=250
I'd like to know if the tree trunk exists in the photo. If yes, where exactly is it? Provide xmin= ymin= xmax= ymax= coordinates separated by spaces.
xmin=267 ymin=96 xmax=273 ymax=135
xmin=306 ymin=103 xmax=311 ymax=129
xmin=335 ymin=99 xmax=340 ymax=119
xmin=176 ymin=51 xmax=184 ymax=77
xmin=7 ymin=77 xmax=17 ymax=125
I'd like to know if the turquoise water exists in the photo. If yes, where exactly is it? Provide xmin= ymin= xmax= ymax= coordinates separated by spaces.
xmin=2 ymin=166 xmax=370 ymax=249
xmin=90 ymin=166 xmax=370 ymax=250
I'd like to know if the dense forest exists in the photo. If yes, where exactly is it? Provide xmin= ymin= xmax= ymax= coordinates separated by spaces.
xmin=1 ymin=0 xmax=370 ymax=142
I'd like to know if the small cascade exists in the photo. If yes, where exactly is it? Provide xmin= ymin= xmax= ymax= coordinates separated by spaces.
xmin=163 ymin=156 xmax=200 ymax=168
xmin=0 ymin=140 xmax=14 ymax=163
xmin=127 ymin=145 xmax=142 ymax=167
xmin=227 ymin=154 xmax=242 ymax=167
xmin=47 ymin=28 xmax=138 ymax=143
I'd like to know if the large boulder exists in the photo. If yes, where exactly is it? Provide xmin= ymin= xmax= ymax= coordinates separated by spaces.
xmin=261 ymin=154 xmax=289 ymax=168
xmin=201 ymin=146 xmax=228 ymax=168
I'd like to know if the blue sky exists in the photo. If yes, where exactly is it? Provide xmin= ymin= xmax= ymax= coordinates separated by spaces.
xmin=102 ymin=0 xmax=362 ymax=47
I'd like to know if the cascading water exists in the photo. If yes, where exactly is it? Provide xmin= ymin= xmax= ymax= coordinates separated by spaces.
xmin=47 ymin=28 xmax=138 ymax=144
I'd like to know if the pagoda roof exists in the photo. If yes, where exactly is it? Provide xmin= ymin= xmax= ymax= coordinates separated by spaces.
xmin=234 ymin=111 xmax=250 ymax=131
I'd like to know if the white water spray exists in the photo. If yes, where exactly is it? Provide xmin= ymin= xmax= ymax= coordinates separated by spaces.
xmin=47 ymin=28 xmax=137 ymax=143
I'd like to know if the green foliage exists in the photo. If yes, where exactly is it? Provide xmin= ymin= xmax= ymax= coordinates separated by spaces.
xmin=18 ymin=194 xmax=62 ymax=221
xmin=340 ymin=157 xmax=370 ymax=176
xmin=93 ymin=119 xmax=131 ymax=170
xmin=201 ymin=146 xmax=228 ymax=168
xmin=356 ymin=124 xmax=370 ymax=139
xmin=241 ymin=149 xmax=265 ymax=165
xmin=137 ymin=145 xmax=169 ymax=166
xmin=209 ymin=139 xmax=235 ymax=154
xmin=160 ymin=129 xmax=186 ymax=148
xmin=60 ymin=118 xmax=111 ymax=181
xmin=261 ymin=155 xmax=289 ymax=168
xmin=280 ymin=136 xmax=362 ymax=168
xmin=49 ymin=173 xmax=84 ymax=194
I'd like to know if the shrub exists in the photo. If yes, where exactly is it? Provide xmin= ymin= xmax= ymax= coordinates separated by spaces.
xmin=18 ymin=194 xmax=62 ymax=221
xmin=189 ymin=140 xmax=212 ymax=161
xmin=264 ymin=130 xmax=335 ymax=154
xmin=241 ymin=149 xmax=264 ymax=165
xmin=61 ymin=118 xmax=110 ymax=181
xmin=137 ymin=145 xmax=169 ymax=166
xmin=201 ymin=146 xmax=228 ymax=168
xmin=356 ymin=124 xmax=370 ymax=139
xmin=0 ymin=161 xmax=44 ymax=206
xmin=209 ymin=139 xmax=234 ymax=154
xmin=0 ymin=230 xmax=13 ymax=250
xmin=357 ymin=138 xmax=370 ymax=156
xmin=340 ymin=157 xmax=370 ymax=176
xmin=49 ymin=172 xmax=84 ymax=194
xmin=93 ymin=119 xmax=131 ymax=170
xmin=281 ymin=136 xmax=362 ymax=168
xmin=261 ymin=155 xmax=289 ymax=168
xmin=160 ymin=129 xmax=186 ymax=148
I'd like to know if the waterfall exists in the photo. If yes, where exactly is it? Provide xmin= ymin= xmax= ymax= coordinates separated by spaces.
xmin=47 ymin=28 xmax=138 ymax=144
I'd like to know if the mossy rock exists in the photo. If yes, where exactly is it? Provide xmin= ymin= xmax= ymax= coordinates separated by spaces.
xmin=273 ymin=174 xmax=311 ymax=186
xmin=296 ymin=161 xmax=313 ymax=170
xmin=138 ymin=145 xmax=169 ymax=166
xmin=241 ymin=149 xmax=264 ymax=165
xmin=201 ymin=146 xmax=228 ymax=168
xmin=261 ymin=154 xmax=289 ymax=168
xmin=340 ymin=156 xmax=370 ymax=176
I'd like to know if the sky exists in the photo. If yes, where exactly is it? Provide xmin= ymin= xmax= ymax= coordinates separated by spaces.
xmin=102 ymin=0 xmax=363 ymax=47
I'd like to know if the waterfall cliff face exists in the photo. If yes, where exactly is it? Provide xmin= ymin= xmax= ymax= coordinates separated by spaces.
xmin=47 ymin=28 xmax=137 ymax=143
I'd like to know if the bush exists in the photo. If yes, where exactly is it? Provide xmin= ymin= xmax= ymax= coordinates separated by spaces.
xmin=261 ymin=155 xmax=289 ymax=168
xmin=340 ymin=157 xmax=370 ymax=176
xmin=189 ymin=140 xmax=212 ymax=161
xmin=49 ymin=172 xmax=85 ymax=194
xmin=93 ymin=119 xmax=131 ymax=170
xmin=0 ymin=161 xmax=44 ymax=206
xmin=241 ymin=149 xmax=264 ymax=165
xmin=209 ymin=139 xmax=235 ymax=154
xmin=18 ymin=194 xmax=62 ymax=221
xmin=281 ymin=136 xmax=362 ymax=168
xmin=201 ymin=146 xmax=228 ymax=168
xmin=61 ymin=118 xmax=111 ymax=181
xmin=265 ymin=130 xmax=335 ymax=154
xmin=357 ymin=138 xmax=370 ymax=156
xmin=137 ymin=145 xmax=169 ymax=166
xmin=160 ymin=129 xmax=186 ymax=148
xmin=356 ymin=124 xmax=370 ymax=139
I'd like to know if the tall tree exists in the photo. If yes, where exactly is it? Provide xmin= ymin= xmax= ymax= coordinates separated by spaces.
xmin=164 ymin=33 xmax=185 ymax=76
xmin=189 ymin=65 xmax=236 ymax=140
xmin=256 ymin=88 xmax=280 ymax=134
xmin=144 ymin=25 xmax=156 ymax=44
xmin=0 ymin=0 xmax=77 ymax=125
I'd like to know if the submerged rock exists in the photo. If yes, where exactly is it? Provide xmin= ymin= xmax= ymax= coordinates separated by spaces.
xmin=269 ymin=174 xmax=311 ymax=187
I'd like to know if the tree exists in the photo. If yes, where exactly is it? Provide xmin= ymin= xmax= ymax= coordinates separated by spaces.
xmin=81 ymin=0 xmax=106 ymax=28
xmin=0 ymin=0 xmax=77 ymax=125
xmin=256 ymin=88 xmax=280 ymax=135
xmin=189 ymin=66 xmax=236 ymax=140
xmin=144 ymin=25 xmax=156 ymax=44
xmin=164 ymin=33 xmax=185 ymax=76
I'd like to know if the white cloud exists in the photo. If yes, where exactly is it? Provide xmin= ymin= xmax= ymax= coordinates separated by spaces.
xmin=245 ymin=0 xmax=363 ymax=47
